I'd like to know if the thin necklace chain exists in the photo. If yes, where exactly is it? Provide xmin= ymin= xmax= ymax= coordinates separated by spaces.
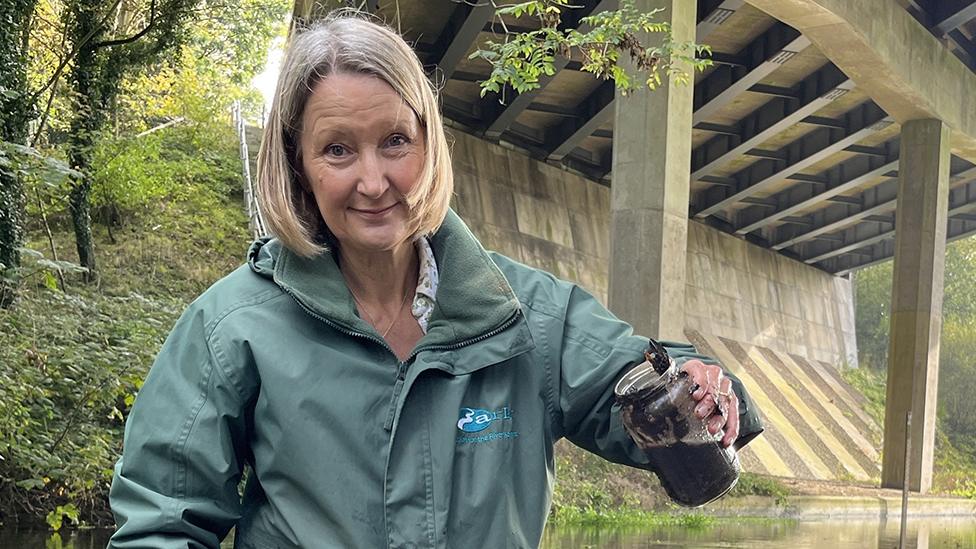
xmin=349 ymin=286 xmax=412 ymax=339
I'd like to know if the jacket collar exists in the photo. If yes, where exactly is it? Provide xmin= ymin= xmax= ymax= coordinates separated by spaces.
xmin=251 ymin=210 xmax=526 ymax=354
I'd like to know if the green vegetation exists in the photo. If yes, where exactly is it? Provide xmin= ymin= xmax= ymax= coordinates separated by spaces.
xmin=0 ymin=0 xmax=286 ymax=528
xmin=728 ymin=472 xmax=791 ymax=505
xmin=839 ymin=366 xmax=886 ymax=426
xmin=840 ymin=362 xmax=976 ymax=499
xmin=550 ymin=506 xmax=714 ymax=529
xmin=849 ymin=238 xmax=976 ymax=492
xmin=0 ymin=135 xmax=249 ymax=528
xmin=549 ymin=442 xmax=710 ymax=527
xmin=471 ymin=0 xmax=711 ymax=98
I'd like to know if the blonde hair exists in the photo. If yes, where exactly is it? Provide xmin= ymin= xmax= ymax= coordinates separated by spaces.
xmin=257 ymin=11 xmax=454 ymax=257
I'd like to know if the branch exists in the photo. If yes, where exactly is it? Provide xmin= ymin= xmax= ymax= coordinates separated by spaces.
xmin=29 ymin=21 xmax=70 ymax=148
xmin=135 ymin=116 xmax=185 ymax=137
xmin=92 ymin=0 xmax=157 ymax=50
xmin=25 ymin=0 xmax=126 ymax=105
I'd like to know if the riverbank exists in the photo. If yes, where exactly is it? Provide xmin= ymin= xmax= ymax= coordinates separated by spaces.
xmin=551 ymin=441 xmax=976 ymax=528
xmin=708 ymin=478 xmax=976 ymax=520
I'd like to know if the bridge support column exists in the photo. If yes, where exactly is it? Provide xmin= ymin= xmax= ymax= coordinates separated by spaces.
xmin=608 ymin=0 xmax=695 ymax=341
xmin=881 ymin=119 xmax=951 ymax=492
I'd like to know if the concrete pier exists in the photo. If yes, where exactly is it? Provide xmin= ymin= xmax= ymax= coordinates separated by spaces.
xmin=608 ymin=0 xmax=696 ymax=342
xmin=881 ymin=119 xmax=951 ymax=493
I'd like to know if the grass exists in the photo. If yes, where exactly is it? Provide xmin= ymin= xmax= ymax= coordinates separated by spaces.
xmin=550 ymin=506 xmax=714 ymax=529
xmin=728 ymin=472 xmax=791 ymax=505
xmin=839 ymin=366 xmax=887 ymax=427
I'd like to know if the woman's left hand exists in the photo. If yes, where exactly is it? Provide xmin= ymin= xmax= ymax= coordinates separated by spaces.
xmin=680 ymin=359 xmax=739 ymax=448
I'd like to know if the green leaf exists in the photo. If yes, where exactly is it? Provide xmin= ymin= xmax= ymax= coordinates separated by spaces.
xmin=43 ymin=271 xmax=58 ymax=291
xmin=16 ymin=247 xmax=44 ymax=259
xmin=36 ymin=258 xmax=89 ymax=275
xmin=16 ymin=478 xmax=45 ymax=489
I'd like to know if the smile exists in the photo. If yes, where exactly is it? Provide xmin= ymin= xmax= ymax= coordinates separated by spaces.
xmin=351 ymin=203 xmax=398 ymax=217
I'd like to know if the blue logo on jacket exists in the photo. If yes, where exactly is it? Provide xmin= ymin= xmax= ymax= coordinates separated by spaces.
xmin=457 ymin=407 xmax=512 ymax=433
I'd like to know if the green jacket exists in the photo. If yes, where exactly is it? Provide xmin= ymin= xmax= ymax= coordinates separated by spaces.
xmin=109 ymin=210 xmax=763 ymax=549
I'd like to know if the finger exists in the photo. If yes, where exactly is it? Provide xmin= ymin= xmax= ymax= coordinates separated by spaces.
xmin=722 ymin=392 xmax=740 ymax=448
xmin=695 ymin=393 xmax=716 ymax=418
xmin=680 ymin=360 xmax=708 ymax=398
xmin=707 ymin=413 xmax=726 ymax=435
xmin=707 ymin=367 xmax=721 ymax=394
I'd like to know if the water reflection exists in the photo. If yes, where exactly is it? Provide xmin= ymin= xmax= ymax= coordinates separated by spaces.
xmin=539 ymin=518 xmax=976 ymax=549
xmin=0 ymin=519 xmax=973 ymax=548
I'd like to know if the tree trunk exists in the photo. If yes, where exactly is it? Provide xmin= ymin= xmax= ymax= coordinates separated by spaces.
xmin=66 ymin=0 xmax=106 ymax=283
xmin=0 ymin=0 xmax=37 ymax=307
xmin=68 ymin=172 xmax=97 ymax=280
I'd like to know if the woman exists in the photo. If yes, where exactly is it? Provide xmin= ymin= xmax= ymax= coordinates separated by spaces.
xmin=108 ymin=13 xmax=763 ymax=549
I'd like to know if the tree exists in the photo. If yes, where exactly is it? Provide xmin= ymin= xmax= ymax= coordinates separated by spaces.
xmin=0 ymin=0 xmax=37 ymax=308
xmin=852 ymin=260 xmax=893 ymax=370
xmin=65 ymin=0 xmax=197 ymax=281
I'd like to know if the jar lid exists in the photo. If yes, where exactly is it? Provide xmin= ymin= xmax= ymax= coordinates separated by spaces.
xmin=614 ymin=357 xmax=675 ymax=397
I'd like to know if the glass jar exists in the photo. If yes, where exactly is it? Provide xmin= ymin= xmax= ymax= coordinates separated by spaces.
xmin=614 ymin=343 xmax=740 ymax=507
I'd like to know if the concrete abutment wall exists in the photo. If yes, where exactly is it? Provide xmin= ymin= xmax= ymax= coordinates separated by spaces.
xmin=449 ymin=130 xmax=858 ymax=367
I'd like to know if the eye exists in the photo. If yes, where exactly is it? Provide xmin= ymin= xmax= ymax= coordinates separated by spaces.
xmin=325 ymin=144 xmax=347 ymax=157
xmin=386 ymin=134 xmax=410 ymax=147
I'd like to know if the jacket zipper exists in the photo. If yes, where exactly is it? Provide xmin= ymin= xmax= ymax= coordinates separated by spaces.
xmin=409 ymin=307 xmax=523 ymax=356
xmin=279 ymin=286 xmax=395 ymax=354
xmin=383 ymin=361 xmax=410 ymax=430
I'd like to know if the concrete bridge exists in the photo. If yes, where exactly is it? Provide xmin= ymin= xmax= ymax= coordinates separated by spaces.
xmin=288 ymin=0 xmax=976 ymax=493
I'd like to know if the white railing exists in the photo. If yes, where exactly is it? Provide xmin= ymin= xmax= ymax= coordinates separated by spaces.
xmin=232 ymin=101 xmax=267 ymax=239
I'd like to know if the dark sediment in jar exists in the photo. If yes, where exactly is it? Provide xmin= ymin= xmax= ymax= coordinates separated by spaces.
xmin=646 ymin=441 xmax=740 ymax=507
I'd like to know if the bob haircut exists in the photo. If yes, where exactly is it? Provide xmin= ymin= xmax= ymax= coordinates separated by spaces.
xmin=257 ymin=12 xmax=454 ymax=257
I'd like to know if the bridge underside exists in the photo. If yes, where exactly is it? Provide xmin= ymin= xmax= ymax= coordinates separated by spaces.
xmin=291 ymin=0 xmax=976 ymax=491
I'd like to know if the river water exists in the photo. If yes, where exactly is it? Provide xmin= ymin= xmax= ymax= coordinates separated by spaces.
xmin=1 ymin=518 xmax=974 ymax=548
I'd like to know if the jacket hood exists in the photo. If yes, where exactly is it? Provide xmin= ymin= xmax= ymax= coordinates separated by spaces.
xmin=247 ymin=235 xmax=279 ymax=278
xmin=246 ymin=210 xmax=523 ymax=352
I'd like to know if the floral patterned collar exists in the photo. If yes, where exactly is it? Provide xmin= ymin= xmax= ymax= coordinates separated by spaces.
xmin=411 ymin=236 xmax=438 ymax=333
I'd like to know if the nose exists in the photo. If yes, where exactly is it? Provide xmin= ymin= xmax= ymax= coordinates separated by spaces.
xmin=355 ymin=149 xmax=389 ymax=200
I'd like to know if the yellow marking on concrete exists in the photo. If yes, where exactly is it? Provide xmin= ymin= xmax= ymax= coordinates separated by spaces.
xmin=776 ymin=352 xmax=880 ymax=462
xmin=801 ymin=357 xmax=881 ymax=434
xmin=698 ymin=333 xmax=834 ymax=479
xmin=746 ymin=346 xmax=871 ymax=481
xmin=740 ymin=433 xmax=793 ymax=477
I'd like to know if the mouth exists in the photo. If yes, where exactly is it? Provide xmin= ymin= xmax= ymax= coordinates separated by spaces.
xmin=350 ymin=203 xmax=398 ymax=216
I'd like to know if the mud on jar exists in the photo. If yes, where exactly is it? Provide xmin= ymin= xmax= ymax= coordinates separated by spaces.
xmin=614 ymin=340 xmax=740 ymax=507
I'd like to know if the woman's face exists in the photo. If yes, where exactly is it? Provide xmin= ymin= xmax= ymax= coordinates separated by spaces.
xmin=298 ymin=73 xmax=425 ymax=255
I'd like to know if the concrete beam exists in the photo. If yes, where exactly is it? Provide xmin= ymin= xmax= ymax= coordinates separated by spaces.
xmin=691 ymin=63 xmax=852 ymax=182
xmin=693 ymin=22 xmax=811 ymax=125
xmin=694 ymin=101 xmax=891 ymax=218
xmin=430 ymin=2 xmax=495 ymax=82
xmin=811 ymin=174 xmax=976 ymax=267
xmin=483 ymin=57 xmax=571 ymax=140
xmin=734 ymin=155 xmax=899 ymax=235
xmin=545 ymin=81 xmax=615 ymax=161
xmin=832 ymin=208 xmax=976 ymax=275
xmin=745 ymin=0 xmax=976 ymax=164
xmin=546 ymin=0 xmax=736 ymax=162
xmin=932 ymin=3 xmax=976 ymax=35
xmin=697 ymin=0 xmax=746 ymax=41
xmin=780 ymin=164 xmax=976 ymax=255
